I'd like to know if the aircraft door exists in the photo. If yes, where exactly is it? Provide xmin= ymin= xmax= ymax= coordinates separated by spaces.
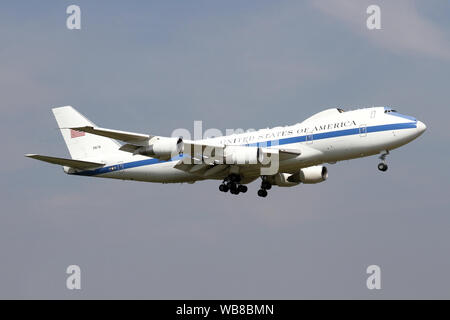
xmin=359 ymin=125 xmax=367 ymax=137
xmin=117 ymin=161 xmax=125 ymax=178
xmin=306 ymin=132 xmax=314 ymax=144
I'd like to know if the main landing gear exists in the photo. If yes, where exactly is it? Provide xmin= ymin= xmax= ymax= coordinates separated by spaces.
xmin=257 ymin=177 xmax=272 ymax=198
xmin=378 ymin=150 xmax=389 ymax=172
xmin=219 ymin=174 xmax=248 ymax=195
xmin=218 ymin=175 xmax=272 ymax=197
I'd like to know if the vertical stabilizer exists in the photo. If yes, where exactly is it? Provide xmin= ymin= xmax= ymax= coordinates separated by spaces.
xmin=52 ymin=106 xmax=120 ymax=159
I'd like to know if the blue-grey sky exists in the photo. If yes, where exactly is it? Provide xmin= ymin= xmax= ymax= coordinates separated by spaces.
xmin=1 ymin=0 xmax=449 ymax=299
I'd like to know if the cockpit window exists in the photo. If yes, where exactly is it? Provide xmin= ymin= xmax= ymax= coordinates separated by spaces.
xmin=384 ymin=109 xmax=398 ymax=113
xmin=337 ymin=108 xmax=345 ymax=113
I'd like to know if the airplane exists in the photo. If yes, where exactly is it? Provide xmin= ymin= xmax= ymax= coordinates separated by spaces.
xmin=26 ymin=106 xmax=426 ymax=197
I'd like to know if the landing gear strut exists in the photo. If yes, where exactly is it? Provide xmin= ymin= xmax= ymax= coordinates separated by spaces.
xmin=219 ymin=174 xmax=247 ymax=195
xmin=257 ymin=177 xmax=272 ymax=197
xmin=378 ymin=150 xmax=389 ymax=172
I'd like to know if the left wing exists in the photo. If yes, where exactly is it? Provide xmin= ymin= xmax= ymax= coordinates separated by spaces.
xmin=70 ymin=126 xmax=152 ymax=144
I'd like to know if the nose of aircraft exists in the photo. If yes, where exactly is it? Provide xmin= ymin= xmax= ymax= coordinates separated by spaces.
xmin=416 ymin=120 xmax=427 ymax=134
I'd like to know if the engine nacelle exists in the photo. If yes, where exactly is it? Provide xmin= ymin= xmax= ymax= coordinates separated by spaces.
xmin=137 ymin=137 xmax=183 ymax=160
xmin=224 ymin=146 xmax=263 ymax=164
xmin=267 ymin=173 xmax=300 ymax=187
xmin=288 ymin=165 xmax=328 ymax=184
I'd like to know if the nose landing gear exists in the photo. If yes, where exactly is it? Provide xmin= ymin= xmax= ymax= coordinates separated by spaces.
xmin=378 ymin=150 xmax=389 ymax=172
xmin=257 ymin=189 xmax=268 ymax=197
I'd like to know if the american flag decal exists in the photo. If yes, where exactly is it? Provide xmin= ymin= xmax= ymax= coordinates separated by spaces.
xmin=70 ymin=129 xmax=85 ymax=138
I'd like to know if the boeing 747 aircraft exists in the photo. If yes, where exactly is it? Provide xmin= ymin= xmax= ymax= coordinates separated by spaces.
xmin=26 ymin=106 xmax=426 ymax=197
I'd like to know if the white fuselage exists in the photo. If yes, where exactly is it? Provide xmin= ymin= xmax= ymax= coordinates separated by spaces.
xmin=70 ymin=107 xmax=426 ymax=184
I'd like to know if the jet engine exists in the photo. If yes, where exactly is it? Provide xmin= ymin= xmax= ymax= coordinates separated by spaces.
xmin=136 ymin=137 xmax=184 ymax=160
xmin=287 ymin=165 xmax=328 ymax=184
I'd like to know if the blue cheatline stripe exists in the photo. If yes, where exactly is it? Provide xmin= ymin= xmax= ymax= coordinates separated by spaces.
xmin=245 ymin=122 xmax=416 ymax=147
xmin=72 ymin=121 xmax=417 ymax=176
xmin=72 ymin=154 xmax=185 ymax=176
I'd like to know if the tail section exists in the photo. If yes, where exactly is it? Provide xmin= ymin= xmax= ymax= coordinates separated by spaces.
xmin=52 ymin=106 xmax=120 ymax=159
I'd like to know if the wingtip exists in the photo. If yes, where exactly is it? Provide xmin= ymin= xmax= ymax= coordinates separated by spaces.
xmin=25 ymin=154 xmax=36 ymax=157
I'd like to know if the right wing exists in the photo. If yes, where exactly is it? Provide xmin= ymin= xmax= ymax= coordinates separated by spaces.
xmin=174 ymin=142 xmax=305 ymax=178
xmin=25 ymin=154 xmax=105 ymax=170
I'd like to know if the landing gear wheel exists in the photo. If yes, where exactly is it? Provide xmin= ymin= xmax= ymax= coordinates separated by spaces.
xmin=238 ymin=185 xmax=248 ymax=193
xmin=219 ymin=184 xmax=229 ymax=192
xmin=257 ymin=189 xmax=268 ymax=197
xmin=378 ymin=163 xmax=388 ymax=172
xmin=378 ymin=151 xmax=389 ymax=172
xmin=229 ymin=182 xmax=239 ymax=194
xmin=230 ymin=188 xmax=240 ymax=195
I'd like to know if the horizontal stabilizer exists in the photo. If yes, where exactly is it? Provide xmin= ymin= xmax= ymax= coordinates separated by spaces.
xmin=25 ymin=154 xmax=105 ymax=170
xmin=70 ymin=126 xmax=151 ymax=144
